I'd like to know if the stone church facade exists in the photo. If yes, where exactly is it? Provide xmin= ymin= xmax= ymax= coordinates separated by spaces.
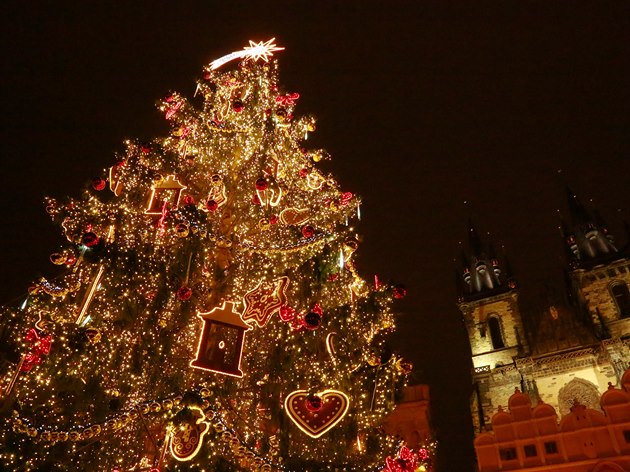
xmin=457 ymin=188 xmax=630 ymax=469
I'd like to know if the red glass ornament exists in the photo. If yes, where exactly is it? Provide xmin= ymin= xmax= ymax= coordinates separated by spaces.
xmin=305 ymin=394 xmax=323 ymax=412
xmin=232 ymin=100 xmax=245 ymax=112
xmin=269 ymin=215 xmax=278 ymax=225
xmin=301 ymin=225 xmax=314 ymax=238
xmin=393 ymin=285 xmax=407 ymax=299
xmin=82 ymin=232 xmax=99 ymax=247
xmin=182 ymin=195 xmax=195 ymax=206
xmin=206 ymin=199 xmax=218 ymax=212
xmin=91 ymin=178 xmax=107 ymax=191
xmin=339 ymin=191 xmax=353 ymax=206
xmin=303 ymin=311 xmax=322 ymax=330
xmin=177 ymin=286 xmax=193 ymax=301
xmin=252 ymin=194 xmax=261 ymax=205
xmin=255 ymin=178 xmax=268 ymax=191
xmin=202 ymin=72 xmax=211 ymax=80
xmin=299 ymin=168 xmax=308 ymax=178
xmin=65 ymin=256 xmax=77 ymax=266
xmin=279 ymin=305 xmax=296 ymax=322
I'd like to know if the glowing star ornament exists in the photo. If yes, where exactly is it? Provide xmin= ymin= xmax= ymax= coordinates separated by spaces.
xmin=241 ymin=276 xmax=290 ymax=327
xmin=190 ymin=301 xmax=251 ymax=377
xmin=284 ymin=389 xmax=350 ymax=438
xmin=209 ymin=38 xmax=284 ymax=70
xmin=146 ymin=175 xmax=187 ymax=215
xmin=169 ymin=406 xmax=210 ymax=461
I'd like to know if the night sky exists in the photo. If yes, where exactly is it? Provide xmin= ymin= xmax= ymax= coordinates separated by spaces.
xmin=2 ymin=2 xmax=629 ymax=470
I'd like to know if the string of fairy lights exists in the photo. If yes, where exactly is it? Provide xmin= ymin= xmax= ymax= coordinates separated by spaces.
xmin=0 ymin=40 xmax=434 ymax=471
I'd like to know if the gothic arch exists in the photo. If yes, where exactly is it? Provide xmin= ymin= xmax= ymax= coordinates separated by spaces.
xmin=592 ymin=461 xmax=626 ymax=472
xmin=609 ymin=280 xmax=630 ymax=319
xmin=558 ymin=378 xmax=602 ymax=416
xmin=487 ymin=315 xmax=505 ymax=350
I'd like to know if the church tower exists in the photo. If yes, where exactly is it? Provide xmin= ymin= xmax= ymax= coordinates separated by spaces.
xmin=456 ymin=221 xmax=528 ymax=433
xmin=561 ymin=188 xmax=630 ymax=341
xmin=460 ymin=190 xmax=630 ymax=438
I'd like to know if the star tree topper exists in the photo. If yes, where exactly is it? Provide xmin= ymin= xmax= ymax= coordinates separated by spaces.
xmin=242 ymin=276 xmax=290 ymax=327
xmin=209 ymin=38 xmax=284 ymax=70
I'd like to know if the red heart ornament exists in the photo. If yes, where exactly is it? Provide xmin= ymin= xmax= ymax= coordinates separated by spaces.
xmin=284 ymin=389 xmax=350 ymax=438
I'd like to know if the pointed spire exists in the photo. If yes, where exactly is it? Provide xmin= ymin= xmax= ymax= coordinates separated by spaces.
xmin=457 ymin=220 xmax=515 ymax=301
xmin=468 ymin=218 xmax=483 ymax=255
xmin=565 ymin=186 xmax=591 ymax=226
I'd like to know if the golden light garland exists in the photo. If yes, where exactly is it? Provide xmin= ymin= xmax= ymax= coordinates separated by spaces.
xmin=0 ymin=40 xmax=410 ymax=472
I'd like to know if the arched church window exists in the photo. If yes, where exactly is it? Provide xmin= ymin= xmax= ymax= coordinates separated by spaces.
xmin=488 ymin=317 xmax=504 ymax=349
xmin=610 ymin=281 xmax=630 ymax=319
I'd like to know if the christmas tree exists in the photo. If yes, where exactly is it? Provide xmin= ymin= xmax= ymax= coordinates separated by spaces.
xmin=0 ymin=40 xmax=416 ymax=471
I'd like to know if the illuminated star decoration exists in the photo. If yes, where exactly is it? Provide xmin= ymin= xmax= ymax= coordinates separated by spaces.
xmin=209 ymin=38 xmax=285 ymax=70
xmin=241 ymin=276 xmax=290 ymax=327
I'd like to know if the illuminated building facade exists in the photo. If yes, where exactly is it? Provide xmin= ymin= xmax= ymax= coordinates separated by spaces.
xmin=456 ymin=189 xmax=630 ymax=470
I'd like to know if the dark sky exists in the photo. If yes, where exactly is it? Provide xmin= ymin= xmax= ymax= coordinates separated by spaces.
xmin=2 ymin=2 xmax=629 ymax=470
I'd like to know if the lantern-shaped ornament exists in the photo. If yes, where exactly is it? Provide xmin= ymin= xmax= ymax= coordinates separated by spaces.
xmin=146 ymin=175 xmax=187 ymax=215
xmin=190 ymin=301 xmax=251 ymax=377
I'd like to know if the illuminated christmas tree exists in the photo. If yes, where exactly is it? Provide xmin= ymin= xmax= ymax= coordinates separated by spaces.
xmin=0 ymin=40 xmax=414 ymax=471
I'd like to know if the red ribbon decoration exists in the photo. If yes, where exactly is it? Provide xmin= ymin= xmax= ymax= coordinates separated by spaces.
xmin=339 ymin=191 xmax=353 ymax=207
xmin=165 ymin=101 xmax=182 ymax=120
xmin=385 ymin=446 xmax=418 ymax=472
xmin=275 ymin=93 xmax=300 ymax=106
xmin=21 ymin=329 xmax=52 ymax=372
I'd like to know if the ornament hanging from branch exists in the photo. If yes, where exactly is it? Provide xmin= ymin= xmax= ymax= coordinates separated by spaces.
xmin=205 ymin=174 xmax=227 ymax=211
xmin=279 ymin=207 xmax=309 ymax=226
xmin=190 ymin=301 xmax=251 ymax=377
xmin=108 ymin=162 xmax=125 ymax=196
xmin=284 ymin=389 xmax=350 ymax=438
xmin=255 ymin=176 xmax=282 ymax=207
xmin=241 ymin=277 xmax=290 ymax=327
xmin=146 ymin=175 xmax=187 ymax=215
xmin=385 ymin=446 xmax=418 ymax=472
xmin=169 ymin=406 xmax=210 ymax=461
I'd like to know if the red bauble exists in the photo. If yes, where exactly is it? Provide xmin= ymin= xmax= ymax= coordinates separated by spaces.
xmin=393 ymin=285 xmax=407 ymax=299
xmin=251 ymin=194 xmax=261 ymax=205
xmin=232 ymin=100 xmax=245 ymax=112
xmin=177 ymin=286 xmax=193 ymax=301
xmin=301 ymin=225 xmax=314 ymax=239
xmin=91 ymin=178 xmax=107 ymax=191
xmin=303 ymin=311 xmax=322 ymax=330
xmin=270 ymin=215 xmax=278 ymax=225
xmin=206 ymin=199 xmax=218 ymax=212
xmin=202 ymin=71 xmax=212 ymax=80
xmin=305 ymin=394 xmax=323 ymax=412
xmin=255 ymin=178 xmax=268 ymax=191
xmin=65 ymin=256 xmax=77 ymax=266
xmin=279 ymin=305 xmax=296 ymax=322
xmin=299 ymin=168 xmax=308 ymax=178
xmin=82 ymin=232 xmax=99 ymax=247
xmin=182 ymin=195 xmax=195 ymax=206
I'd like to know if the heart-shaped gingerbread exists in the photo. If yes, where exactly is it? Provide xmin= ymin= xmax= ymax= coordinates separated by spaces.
xmin=284 ymin=389 xmax=350 ymax=438
xmin=279 ymin=207 xmax=310 ymax=226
